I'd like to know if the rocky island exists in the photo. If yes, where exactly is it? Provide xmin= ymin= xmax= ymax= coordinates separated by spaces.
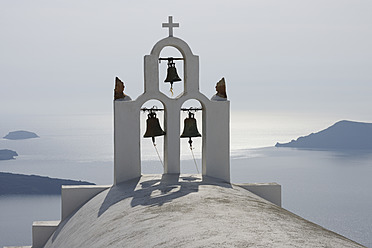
xmin=0 ymin=149 xmax=18 ymax=160
xmin=276 ymin=120 xmax=372 ymax=150
xmin=3 ymin=130 xmax=39 ymax=140
xmin=0 ymin=172 xmax=95 ymax=195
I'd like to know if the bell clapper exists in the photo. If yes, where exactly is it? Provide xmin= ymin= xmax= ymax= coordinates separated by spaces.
xmin=188 ymin=137 xmax=193 ymax=149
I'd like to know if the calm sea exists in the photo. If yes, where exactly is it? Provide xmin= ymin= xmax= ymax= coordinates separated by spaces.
xmin=0 ymin=112 xmax=371 ymax=247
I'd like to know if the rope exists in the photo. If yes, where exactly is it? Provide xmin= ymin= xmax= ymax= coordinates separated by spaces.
xmin=153 ymin=142 xmax=164 ymax=169
xmin=189 ymin=146 xmax=200 ymax=174
xmin=170 ymin=85 xmax=174 ymax=96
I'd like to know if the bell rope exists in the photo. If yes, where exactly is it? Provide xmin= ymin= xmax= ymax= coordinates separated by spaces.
xmin=153 ymin=142 xmax=164 ymax=169
xmin=189 ymin=146 xmax=200 ymax=174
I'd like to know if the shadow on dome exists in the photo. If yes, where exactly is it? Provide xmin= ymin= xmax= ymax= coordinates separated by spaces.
xmin=98 ymin=174 xmax=231 ymax=217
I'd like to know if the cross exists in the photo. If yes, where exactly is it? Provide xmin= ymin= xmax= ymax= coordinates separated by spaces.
xmin=162 ymin=16 xmax=179 ymax=37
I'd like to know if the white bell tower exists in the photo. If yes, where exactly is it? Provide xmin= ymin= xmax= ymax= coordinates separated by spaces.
xmin=114 ymin=16 xmax=230 ymax=184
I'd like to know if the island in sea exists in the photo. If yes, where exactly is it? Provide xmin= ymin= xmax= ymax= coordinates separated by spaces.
xmin=0 ymin=149 xmax=18 ymax=160
xmin=3 ymin=130 xmax=39 ymax=140
xmin=0 ymin=172 xmax=95 ymax=195
xmin=275 ymin=120 xmax=372 ymax=150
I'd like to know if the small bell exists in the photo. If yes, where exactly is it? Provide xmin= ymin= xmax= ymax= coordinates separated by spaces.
xmin=164 ymin=58 xmax=181 ymax=94
xmin=181 ymin=112 xmax=201 ymax=148
xmin=144 ymin=112 xmax=166 ymax=144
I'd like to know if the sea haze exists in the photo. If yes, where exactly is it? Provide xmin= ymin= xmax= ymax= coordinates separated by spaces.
xmin=0 ymin=112 xmax=371 ymax=247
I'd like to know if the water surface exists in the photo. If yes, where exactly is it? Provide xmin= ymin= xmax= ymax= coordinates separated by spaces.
xmin=1 ymin=113 xmax=371 ymax=247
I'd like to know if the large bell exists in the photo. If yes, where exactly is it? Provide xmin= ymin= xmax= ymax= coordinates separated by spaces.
xmin=144 ymin=112 xmax=166 ymax=143
xmin=181 ymin=112 xmax=201 ymax=138
xmin=181 ymin=112 xmax=201 ymax=148
xmin=164 ymin=59 xmax=181 ymax=84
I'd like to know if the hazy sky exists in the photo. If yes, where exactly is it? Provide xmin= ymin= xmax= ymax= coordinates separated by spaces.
xmin=1 ymin=0 xmax=371 ymax=122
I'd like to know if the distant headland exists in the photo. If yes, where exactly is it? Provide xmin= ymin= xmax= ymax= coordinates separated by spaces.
xmin=275 ymin=120 xmax=372 ymax=150
xmin=0 ymin=149 xmax=18 ymax=160
xmin=3 ymin=130 xmax=39 ymax=140
xmin=0 ymin=172 xmax=95 ymax=195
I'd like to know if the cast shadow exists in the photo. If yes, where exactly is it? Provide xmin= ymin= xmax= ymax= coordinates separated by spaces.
xmin=98 ymin=174 xmax=231 ymax=217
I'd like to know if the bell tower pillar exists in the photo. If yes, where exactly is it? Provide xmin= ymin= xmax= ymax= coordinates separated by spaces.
xmin=114 ymin=16 xmax=230 ymax=185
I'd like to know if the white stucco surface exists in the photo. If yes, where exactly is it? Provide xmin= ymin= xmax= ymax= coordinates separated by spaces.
xmin=114 ymin=35 xmax=230 ymax=184
xmin=32 ymin=221 xmax=60 ymax=248
xmin=43 ymin=175 xmax=364 ymax=248
xmin=61 ymin=185 xmax=111 ymax=220
xmin=236 ymin=183 xmax=282 ymax=207
xmin=3 ymin=246 xmax=31 ymax=248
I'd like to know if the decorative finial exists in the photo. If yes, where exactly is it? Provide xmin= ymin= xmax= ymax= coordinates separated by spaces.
xmin=162 ymin=16 xmax=179 ymax=37
xmin=211 ymin=78 xmax=227 ymax=101
xmin=114 ymin=77 xmax=132 ymax=101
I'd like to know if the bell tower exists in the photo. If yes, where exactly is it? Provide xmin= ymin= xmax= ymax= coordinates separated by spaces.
xmin=114 ymin=16 xmax=230 ymax=184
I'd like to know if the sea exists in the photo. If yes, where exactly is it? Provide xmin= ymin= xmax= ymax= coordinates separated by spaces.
xmin=0 ymin=112 xmax=372 ymax=247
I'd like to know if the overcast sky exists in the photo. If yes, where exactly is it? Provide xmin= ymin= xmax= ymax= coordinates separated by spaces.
xmin=1 ymin=0 xmax=371 ymax=122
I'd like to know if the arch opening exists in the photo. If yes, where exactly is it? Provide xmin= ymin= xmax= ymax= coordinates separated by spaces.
xmin=180 ymin=99 xmax=203 ymax=174
xmin=140 ymin=99 xmax=165 ymax=174
xmin=158 ymin=46 xmax=184 ymax=99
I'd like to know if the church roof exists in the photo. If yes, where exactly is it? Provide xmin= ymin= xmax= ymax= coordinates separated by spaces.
xmin=43 ymin=175 xmax=363 ymax=248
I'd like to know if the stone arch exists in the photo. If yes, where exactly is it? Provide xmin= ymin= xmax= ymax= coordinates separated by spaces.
xmin=150 ymin=37 xmax=195 ymax=59
xmin=144 ymin=37 xmax=200 ymax=97
xmin=140 ymin=99 xmax=166 ymax=173
xmin=157 ymin=46 xmax=184 ymax=98
xmin=179 ymin=98 xmax=203 ymax=174
xmin=135 ymin=94 xmax=169 ymax=111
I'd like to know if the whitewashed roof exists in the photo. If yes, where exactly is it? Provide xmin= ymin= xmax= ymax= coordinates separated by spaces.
xmin=44 ymin=175 xmax=364 ymax=248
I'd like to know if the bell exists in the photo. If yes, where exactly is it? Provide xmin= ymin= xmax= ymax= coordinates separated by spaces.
xmin=164 ymin=65 xmax=181 ymax=83
xmin=144 ymin=112 xmax=166 ymax=143
xmin=181 ymin=112 xmax=201 ymax=148
xmin=164 ymin=58 xmax=181 ymax=91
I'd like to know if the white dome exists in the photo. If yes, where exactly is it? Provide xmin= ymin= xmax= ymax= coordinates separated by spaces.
xmin=44 ymin=175 xmax=363 ymax=248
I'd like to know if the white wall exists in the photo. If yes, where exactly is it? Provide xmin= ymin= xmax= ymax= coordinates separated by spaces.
xmin=114 ymin=36 xmax=230 ymax=184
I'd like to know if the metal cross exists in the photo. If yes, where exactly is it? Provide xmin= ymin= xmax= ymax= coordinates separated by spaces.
xmin=162 ymin=16 xmax=179 ymax=37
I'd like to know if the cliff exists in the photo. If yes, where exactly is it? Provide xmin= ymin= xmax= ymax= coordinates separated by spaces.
xmin=3 ymin=130 xmax=39 ymax=140
xmin=275 ymin=120 xmax=372 ymax=150
xmin=0 ymin=172 xmax=95 ymax=195
xmin=0 ymin=149 xmax=18 ymax=160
